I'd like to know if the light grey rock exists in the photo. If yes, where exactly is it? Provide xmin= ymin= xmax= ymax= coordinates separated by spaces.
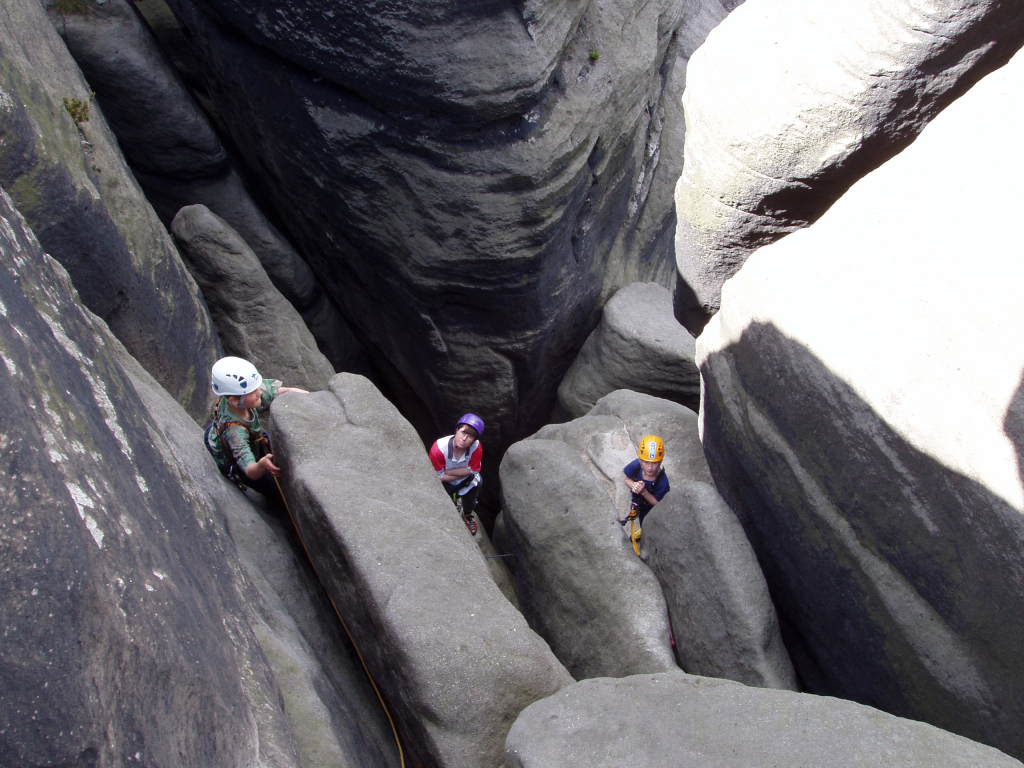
xmin=500 ymin=390 xmax=711 ymax=679
xmin=696 ymin=48 xmax=1024 ymax=759
xmin=0 ymin=0 xmax=219 ymax=419
xmin=44 ymin=0 xmax=366 ymax=374
xmin=0 ymin=185 xmax=300 ymax=767
xmin=505 ymin=674 xmax=1024 ymax=768
xmin=160 ymin=0 xmax=730 ymax=450
xmin=500 ymin=439 xmax=677 ymax=679
xmin=171 ymin=204 xmax=335 ymax=392
xmin=557 ymin=282 xmax=699 ymax=419
xmin=471 ymin=515 xmax=523 ymax=613
xmin=270 ymin=374 xmax=573 ymax=768
xmin=548 ymin=388 xmax=714 ymax=509
xmin=673 ymin=0 xmax=1024 ymax=333
xmin=644 ymin=482 xmax=797 ymax=690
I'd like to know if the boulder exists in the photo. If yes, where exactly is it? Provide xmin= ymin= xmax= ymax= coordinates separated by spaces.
xmin=159 ymin=0 xmax=731 ymax=449
xmin=505 ymin=674 xmax=1024 ymax=768
xmin=673 ymin=0 xmax=1024 ymax=333
xmin=499 ymin=390 xmax=711 ymax=679
xmin=171 ymin=204 xmax=335 ymax=392
xmin=696 ymin=47 xmax=1024 ymax=758
xmin=270 ymin=374 xmax=573 ymax=768
xmin=500 ymin=439 xmax=677 ymax=679
xmin=557 ymin=282 xmax=699 ymax=420
xmin=644 ymin=482 xmax=797 ymax=689
xmin=43 ymin=0 xmax=366 ymax=374
xmin=0 ymin=0 xmax=218 ymax=419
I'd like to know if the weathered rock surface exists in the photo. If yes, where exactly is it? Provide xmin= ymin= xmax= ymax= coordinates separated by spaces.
xmin=696 ymin=48 xmax=1024 ymax=758
xmin=0 ymin=185 xmax=302 ymax=766
xmin=159 ymin=0 xmax=731 ymax=449
xmin=270 ymin=374 xmax=574 ymax=768
xmin=0 ymin=0 xmax=218 ymax=419
xmin=171 ymin=204 xmax=335 ymax=392
xmin=1 ymin=180 xmax=400 ymax=767
xmin=499 ymin=389 xmax=711 ymax=679
xmin=644 ymin=482 xmax=796 ymax=689
xmin=115 ymin=337 xmax=399 ymax=768
xmin=673 ymin=0 xmax=1024 ymax=333
xmin=44 ymin=0 xmax=366 ymax=374
xmin=500 ymin=439 xmax=677 ymax=679
xmin=557 ymin=282 xmax=699 ymax=419
xmin=505 ymin=674 xmax=1024 ymax=768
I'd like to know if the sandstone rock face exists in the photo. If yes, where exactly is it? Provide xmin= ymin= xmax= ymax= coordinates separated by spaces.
xmin=159 ymin=0 xmax=729 ymax=449
xmin=0 ymin=183 xmax=400 ymax=768
xmin=171 ymin=204 xmax=335 ymax=392
xmin=696 ymin=48 xmax=1024 ymax=759
xmin=44 ymin=0 xmax=366 ymax=374
xmin=644 ymin=482 xmax=796 ymax=689
xmin=115 ymin=342 xmax=398 ymax=768
xmin=499 ymin=390 xmax=711 ymax=679
xmin=0 ymin=186 xmax=301 ymax=766
xmin=505 ymin=674 xmax=1024 ymax=768
xmin=673 ymin=0 xmax=1024 ymax=333
xmin=270 ymin=374 xmax=573 ymax=768
xmin=557 ymin=282 xmax=699 ymax=419
xmin=0 ymin=0 xmax=218 ymax=419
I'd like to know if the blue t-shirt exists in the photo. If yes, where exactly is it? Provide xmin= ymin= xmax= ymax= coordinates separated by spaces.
xmin=623 ymin=458 xmax=670 ymax=523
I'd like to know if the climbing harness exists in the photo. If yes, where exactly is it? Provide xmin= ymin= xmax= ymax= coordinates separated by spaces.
xmin=270 ymin=476 xmax=406 ymax=768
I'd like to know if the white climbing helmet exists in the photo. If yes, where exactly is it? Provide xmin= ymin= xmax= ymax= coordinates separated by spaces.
xmin=211 ymin=356 xmax=262 ymax=397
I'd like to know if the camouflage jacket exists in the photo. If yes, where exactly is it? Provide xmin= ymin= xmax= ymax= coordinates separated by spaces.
xmin=206 ymin=379 xmax=281 ymax=472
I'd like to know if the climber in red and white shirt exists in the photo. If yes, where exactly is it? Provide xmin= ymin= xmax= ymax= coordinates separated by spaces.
xmin=429 ymin=413 xmax=484 ymax=535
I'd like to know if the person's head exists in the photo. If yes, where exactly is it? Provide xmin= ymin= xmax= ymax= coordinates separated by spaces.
xmin=454 ymin=413 xmax=484 ymax=447
xmin=211 ymin=357 xmax=262 ymax=408
xmin=638 ymin=435 xmax=664 ymax=475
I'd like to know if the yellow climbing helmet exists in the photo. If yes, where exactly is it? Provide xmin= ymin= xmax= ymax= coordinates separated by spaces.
xmin=638 ymin=435 xmax=665 ymax=462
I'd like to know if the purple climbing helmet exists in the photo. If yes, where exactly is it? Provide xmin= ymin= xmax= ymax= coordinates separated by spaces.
xmin=457 ymin=413 xmax=485 ymax=437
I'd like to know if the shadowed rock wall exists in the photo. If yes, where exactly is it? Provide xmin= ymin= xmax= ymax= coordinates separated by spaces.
xmin=0 ymin=0 xmax=218 ymax=419
xmin=44 ymin=0 xmax=367 ymax=374
xmin=157 ymin=0 xmax=730 ymax=450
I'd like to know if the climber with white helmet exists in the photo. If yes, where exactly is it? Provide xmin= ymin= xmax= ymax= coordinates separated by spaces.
xmin=621 ymin=435 xmax=670 ymax=553
xmin=204 ymin=356 xmax=308 ymax=497
xmin=429 ymin=413 xmax=485 ymax=535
